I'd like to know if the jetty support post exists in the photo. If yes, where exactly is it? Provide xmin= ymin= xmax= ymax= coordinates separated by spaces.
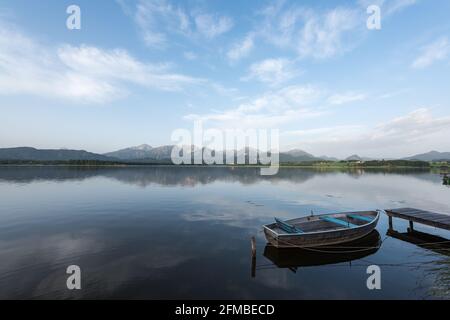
xmin=385 ymin=207 xmax=450 ymax=233
xmin=408 ymin=220 xmax=414 ymax=232
xmin=388 ymin=215 xmax=393 ymax=230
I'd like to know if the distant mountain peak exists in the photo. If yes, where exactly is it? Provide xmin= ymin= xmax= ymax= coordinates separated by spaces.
xmin=403 ymin=151 xmax=450 ymax=161
xmin=104 ymin=144 xmax=173 ymax=160
xmin=319 ymin=155 xmax=340 ymax=161
xmin=345 ymin=154 xmax=375 ymax=161
xmin=279 ymin=149 xmax=320 ymax=162
xmin=285 ymin=149 xmax=314 ymax=157
xmin=345 ymin=154 xmax=362 ymax=161
xmin=132 ymin=144 xmax=153 ymax=151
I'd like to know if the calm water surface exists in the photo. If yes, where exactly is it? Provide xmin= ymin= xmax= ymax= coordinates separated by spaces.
xmin=0 ymin=166 xmax=449 ymax=299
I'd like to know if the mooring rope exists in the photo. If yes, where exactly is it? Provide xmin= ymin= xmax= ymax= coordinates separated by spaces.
xmin=266 ymin=236 xmax=450 ymax=254
xmin=256 ymin=228 xmax=450 ymax=252
xmin=254 ymin=260 xmax=448 ymax=270
xmin=253 ymin=235 xmax=450 ymax=270
xmin=271 ymin=235 xmax=388 ymax=254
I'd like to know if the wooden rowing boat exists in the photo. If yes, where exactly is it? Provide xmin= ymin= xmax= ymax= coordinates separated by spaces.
xmin=263 ymin=210 xmax=381 ymax=248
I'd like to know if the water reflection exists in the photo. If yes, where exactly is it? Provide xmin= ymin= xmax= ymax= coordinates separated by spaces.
xmin=0 ymin=165 xmax=439 ymax=187
xmin=387 ymin=229 xmax=450 ymax=257
xmin=386 ymin=228 xmax=450 ymax=298
xmin=424 ymin=254 xmax=450 ymax=299
xmin=0 ymin=166 xmax=449 ymax=299
xmin=262 ymin=230 xmax=381 ymax=272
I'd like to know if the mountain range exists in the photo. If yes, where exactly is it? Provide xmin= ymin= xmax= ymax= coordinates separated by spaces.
xmin=402 ymin=151 xmax=450 ymax=161
xmin=0 ymin=147 xmax=114 ymax=161
xmin=104 ymin=144 xmax=175 ymax=161
xmin=1 ymin=146 xmax=449 ymax=162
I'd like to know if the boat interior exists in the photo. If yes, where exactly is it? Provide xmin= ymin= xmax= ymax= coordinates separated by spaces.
xmin=267 ymin=211 xmax=378 ymax=235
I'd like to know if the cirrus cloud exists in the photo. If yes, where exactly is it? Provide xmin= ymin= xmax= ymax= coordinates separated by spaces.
xmin=194 ymin=13 xmax=233 ymax=39
xmin=412 ymin=37 xmax=450 ymax=69
xmin=227 ymin=33 xmax=254 ymax=62
xmin=122 ymin=0 xmax=233 ymax=48
xmin=327 ymin=92 xmax=367 ymax=105
xmin=242 ymin=58 xmax=300 ymax=86
xmin=0 ymin=20 xmax=202 ymax=103
xmin=259 ymin=5 xmax=363 ymax=59
xmin=184 ymin=85 xmax=325 ymax=129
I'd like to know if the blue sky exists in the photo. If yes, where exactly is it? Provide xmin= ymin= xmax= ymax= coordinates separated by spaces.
xmin=0 ymin=0 xmax=450 ymax=158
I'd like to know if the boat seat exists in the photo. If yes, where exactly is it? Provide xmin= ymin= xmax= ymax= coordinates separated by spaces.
xmin=347 ymin=214 xmax=373 ymax=223
xmin=274 ymin=218 xmax=304 ymax=234
xmin=319 ymin=216 xmax=358 ymax=228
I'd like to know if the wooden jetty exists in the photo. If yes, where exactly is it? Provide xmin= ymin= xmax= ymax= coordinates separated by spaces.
xmin=385 ymin=208 xmax=450 ymax=232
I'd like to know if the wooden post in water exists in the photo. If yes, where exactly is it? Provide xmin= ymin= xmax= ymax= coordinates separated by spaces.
xmin=251 ymin=236 xmax=256 ymax=278
xmin=251 ymin=236 xmax=256 ymax=256
xmin=388 ymin=216 xmax=393 ymax=230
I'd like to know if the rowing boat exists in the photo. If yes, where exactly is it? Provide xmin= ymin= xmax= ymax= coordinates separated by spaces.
xmin=263 ymin=210 xmax=381 ymax=248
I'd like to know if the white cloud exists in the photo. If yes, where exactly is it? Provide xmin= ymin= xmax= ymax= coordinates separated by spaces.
xmin=58 ymin=45 xmax=200 ymax=91
xmin=258 ymin=0 xmax=417 ymax=61
xmin=385 ymin=0 xmax=417 ymax=15
xmin=242 ymin=58 xmax=299 ymax=86
xmin=128 ymin=0 xmax=233 ymax=48
xmin=283 ymin=125 xmax=363 ymax=146
xmin=283 ymin=108 xmax=450 ymax=158
xmin=327 ymin=92 xmax=366 ymax=105
xmin=185 ymin=85 xmax=325 ymax=129
xmin=183 ymin=51 xmax=197 ymax=60
xmin=372 ymin=108 xmax=450 ymax=141
xmin=227 ymin=33 xmax=254 ymax=62
xmin=209 ymin=83 xmax=239 ymax=97
xmin=378 ymin=88 xmax=410 ymax=99
xmin=298 ymin=8 xmax=361 ymax=59
xmin=185 ymin=85 xmax=375 ymax=131
xmin=358 ymin=0 xmax=417 ymax=16
xmin=0 ymin=21 xmax=201 ymax=103
xmin=134 ymin=0 xmax=191 ymax=47
xmin=194 ymin=13 xmax=233 ymax=39
xmin=412 ymin=37 xmax=450 ymax=69
xmin=259 ymin=5 xmax=363 ymax=59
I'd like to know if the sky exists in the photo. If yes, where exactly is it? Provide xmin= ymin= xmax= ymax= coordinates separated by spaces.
xmin=0 ymin=0 xmax=450 ymax=158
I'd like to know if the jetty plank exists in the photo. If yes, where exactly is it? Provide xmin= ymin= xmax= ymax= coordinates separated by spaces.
xmin=385 ymin=207 xmax=450 ymax=231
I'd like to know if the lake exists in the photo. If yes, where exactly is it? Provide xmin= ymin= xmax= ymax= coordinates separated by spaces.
xmin=0 ymin=166 xmax=449 ymax=299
